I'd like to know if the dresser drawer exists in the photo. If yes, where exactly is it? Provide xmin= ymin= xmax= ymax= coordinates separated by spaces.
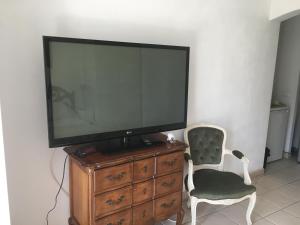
xmin=154 ymin=191 xmax=181 ymax=221
xmin=133 ymin=179 xmax=154 ymax=204
xmin=156 ymin=152 xmax=183 ymax=175
xmin=133 ymin=158 xmax=155 ymax=181
xmin=95 ymin=186 xmax=132 ymax=218
xmin=94 ymin=163 xmax=133 ymax=193
xmin=133 ymin=201 xmax=154 ymax=225
xmin=95 ymin=208 xmax=132 ymax=225
xmin=155 ymin=172 xmax=182 ymax=197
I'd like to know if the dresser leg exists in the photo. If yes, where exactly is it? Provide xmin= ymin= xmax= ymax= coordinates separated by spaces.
xmin=176 ymin=207 xmax=185 ymax=225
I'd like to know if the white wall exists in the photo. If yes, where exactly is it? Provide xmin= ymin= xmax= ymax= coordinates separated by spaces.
xmin=0 ymin=1 xmax=279 ymax=225
xmin=270 ymin=0 xmax=300 ymax=21
xmin=272 ymin=15 xmax=300 ymax=152
xmin=0 ymin=105 xmax=11 ymax=225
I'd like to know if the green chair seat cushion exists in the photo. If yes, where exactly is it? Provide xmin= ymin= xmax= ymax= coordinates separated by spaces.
xmin=185 ymin=169 xmax=256 ymax=200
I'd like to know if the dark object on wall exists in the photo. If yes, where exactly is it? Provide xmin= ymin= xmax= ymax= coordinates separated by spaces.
xmin=43 ymin=36 xmax=190 ymax=148
xmin=264 ymin=147 xmax=271 ymax=169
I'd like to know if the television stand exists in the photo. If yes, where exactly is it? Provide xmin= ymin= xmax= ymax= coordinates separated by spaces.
xmin=96 ymin=135 xmax=165 ymax=154
xmin=120 ymin=134 xmax=165 ymax=149
xmin=65 ymin=133 xmax=186 ymax=225
xmin=71 ymin=134 xmax=165 ymax=158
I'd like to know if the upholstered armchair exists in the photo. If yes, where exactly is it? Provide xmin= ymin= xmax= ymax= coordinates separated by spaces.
xmin=184 ymin=124 xmax=256 ymax=225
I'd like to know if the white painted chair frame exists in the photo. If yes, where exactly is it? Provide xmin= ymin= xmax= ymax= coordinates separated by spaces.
xmin=184 ymin=124 xmax=256 ymax=225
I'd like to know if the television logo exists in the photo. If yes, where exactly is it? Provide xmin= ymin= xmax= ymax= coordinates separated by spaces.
xmin=126 ymin=130 xmax=133 ymax=135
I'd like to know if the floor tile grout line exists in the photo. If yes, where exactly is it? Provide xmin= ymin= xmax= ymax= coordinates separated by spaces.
xmin=216 ymin=211 xmax=240 ymax=225
xmin=258 ymin=199 xmax=300 ymax=221
xmin=255 ymin=176 xmax=300 ymax=197
xmin=262 ymin=217 xmax=276 ymax=225
xmin=254 ymin=217 xmax=276 ymax=225
xmin=250 ymin=181 xmax=300 ymax=219
xmin=183 ymin=204 xmax=235 ymax=224
xmin=283 ymin=210 xmax=300 ymax=219
xmin=281 ymin=201 xmax=300 ymax=219
xmin=222 ymin=192 xmax=300 ymax=224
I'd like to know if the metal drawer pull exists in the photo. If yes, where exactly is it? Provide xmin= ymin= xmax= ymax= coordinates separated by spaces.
xmin=106 ymin=172 xmax=126 ymax=181
xmin=143 ymin=188 xmax=147 ymax=194
xmin=107 ymin=218 xmax=125 ymax=225
xmin=143 ymin=165 xmax=148 ymax=173
xmin=162 ymin=179 xmax=176 ymax=187
xmin=163 ymin=159 xmax=177 ymax=167
xmin=106 ymin=195 xmax=125 ymax=206
xmin=161 ymin=199 xmax=176 ymax=208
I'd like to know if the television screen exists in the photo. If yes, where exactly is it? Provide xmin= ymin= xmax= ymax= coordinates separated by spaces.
xmin=43 ymin=36 xmax=189 ymax=147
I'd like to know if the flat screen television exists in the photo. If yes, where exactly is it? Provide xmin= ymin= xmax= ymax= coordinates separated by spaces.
xmin=43 ymin=36 xmax=189 ymax=148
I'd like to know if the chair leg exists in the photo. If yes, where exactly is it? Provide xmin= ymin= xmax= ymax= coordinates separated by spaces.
xmin=191 ymin=197 xmax=198 ymax=225
xmin=246 ymin=193 xmax=256 ymax=225
xmin=187 ymin=198 xmax=191 ymax=208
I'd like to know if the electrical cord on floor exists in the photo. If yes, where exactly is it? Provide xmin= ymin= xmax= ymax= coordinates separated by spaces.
xmin=46 ymin=154 xmax=69 ymax=225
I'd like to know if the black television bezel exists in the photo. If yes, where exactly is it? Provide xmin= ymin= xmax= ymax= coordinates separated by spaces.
xmin=43 ymin=36 xmax=190 ymax=148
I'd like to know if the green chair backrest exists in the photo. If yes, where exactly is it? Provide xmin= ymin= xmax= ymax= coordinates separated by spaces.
xmin=187 ymin=127 xmax=225 ymax=165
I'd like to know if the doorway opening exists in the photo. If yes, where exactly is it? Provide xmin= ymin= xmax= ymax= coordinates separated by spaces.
xmin=267 ymin=15 xmax=300 ymax=164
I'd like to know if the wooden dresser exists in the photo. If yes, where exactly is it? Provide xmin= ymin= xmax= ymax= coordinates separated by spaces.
xmin=65 ymin=135 xmax=186 ymax=225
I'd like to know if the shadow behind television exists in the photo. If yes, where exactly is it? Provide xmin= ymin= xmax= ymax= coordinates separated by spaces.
xmin=43 ymin=36 xmax=190 ymax=148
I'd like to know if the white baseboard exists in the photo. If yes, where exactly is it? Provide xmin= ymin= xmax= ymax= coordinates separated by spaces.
xmin=283 ymin=152 xmax=291 ymax=159
xmin=250 ymin=168 xmax=264 ymax=178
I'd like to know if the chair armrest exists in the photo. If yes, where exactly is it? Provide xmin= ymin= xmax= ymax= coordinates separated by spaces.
xmin=184 ymin=153 xmax=195 ymax=192
xmin=232 ymin=150 xmax=244 ymax=159
xmin=225 ymin=149 xmax=252 ymax=185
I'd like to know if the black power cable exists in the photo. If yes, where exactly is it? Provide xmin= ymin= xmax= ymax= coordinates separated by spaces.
xmin=46 ymin=154 xmax=69 ymax=225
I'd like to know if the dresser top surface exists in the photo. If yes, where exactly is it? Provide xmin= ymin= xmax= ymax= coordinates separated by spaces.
xmin=64 ymin=133 xmax=187 ymax=168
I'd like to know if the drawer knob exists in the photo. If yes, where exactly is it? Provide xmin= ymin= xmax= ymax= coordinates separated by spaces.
xmin=106 ymin=195 xmax=125 ymax=206
xmin=106 ymin=172 xmax=126 ymax=181
xmin=143 ymin=165 xmax=148 ymax=173
xmin=163 ymin=159 xmax=177 ymax=167
xmin=106 ymin=218 xmax=125 ymax=225
xmin=162 ymin=178 xmax=176 ymax=187
xmin=161 ymin=199 xmax=176 ymax=208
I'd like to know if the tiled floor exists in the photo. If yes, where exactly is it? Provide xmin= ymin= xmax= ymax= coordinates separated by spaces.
xmin=161 ymin=156 xmax=300 ymax=225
